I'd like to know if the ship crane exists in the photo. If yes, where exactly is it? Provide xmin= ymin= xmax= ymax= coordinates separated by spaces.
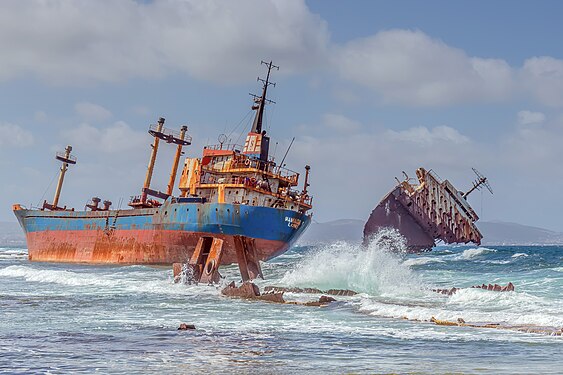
xmin=42 ymin=145 xmax=77 ymax=211
xmin=130 ymin=117 xmax=192 ymax=208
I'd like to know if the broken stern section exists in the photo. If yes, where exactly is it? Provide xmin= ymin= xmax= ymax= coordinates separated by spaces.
xmin=364 ymin=168 xmax=484 ymax=252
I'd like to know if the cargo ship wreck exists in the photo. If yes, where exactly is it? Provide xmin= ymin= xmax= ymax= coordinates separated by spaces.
xmin=13 ymin=61 xmax=313 ymax=266
xmin=364 ymin=167 xmax=492 ymax=252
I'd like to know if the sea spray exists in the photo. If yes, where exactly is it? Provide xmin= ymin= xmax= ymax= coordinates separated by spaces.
xmin=280 ymin=228 xmax=423 ymax=296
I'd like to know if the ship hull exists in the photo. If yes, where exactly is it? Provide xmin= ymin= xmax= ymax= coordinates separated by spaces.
xmin=14 ymin=201 xmax=310 ymax=265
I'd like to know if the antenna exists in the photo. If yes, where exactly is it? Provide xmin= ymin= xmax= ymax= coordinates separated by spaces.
xmin=279 ymin=137 xmax=295 ymax=167
xmin=218 ymin=133 xmax=227 ymax=148
xmin=250 ymin=60 xmax=279 ymax=134
xmin=463 ymin=168 xmax=493 ymax=198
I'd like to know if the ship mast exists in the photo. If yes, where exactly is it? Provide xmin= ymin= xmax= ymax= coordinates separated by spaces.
xmin=251 ymin=60 xmax=278 ymax=134
xmin=245 ymin=60 xmax=279 ymax=162
xmin=43 ymin=145 xmax=77 ymax=211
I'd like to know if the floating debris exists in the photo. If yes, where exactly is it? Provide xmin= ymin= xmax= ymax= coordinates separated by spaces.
xmin=178 ymin=323 xmax=196 ymax=330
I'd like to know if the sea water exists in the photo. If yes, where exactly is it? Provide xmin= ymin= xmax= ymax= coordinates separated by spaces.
xmin=0 ymin=235 xmax=561 ymax=374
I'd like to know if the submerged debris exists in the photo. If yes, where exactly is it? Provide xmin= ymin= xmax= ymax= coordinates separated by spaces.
xmin=264 ymin=286 xmax=357 ymax=296
xmin=429 ymin=317 xmax=562 ymax=336
xmin=221 ymin=282 xmax=340 ymax=307
xmin=433 ymin=282 xmax=515 ymax=296
xmin=178 ymin=323 xmax=196 ymax=330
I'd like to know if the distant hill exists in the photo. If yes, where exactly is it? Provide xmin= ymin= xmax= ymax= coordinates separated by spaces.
xmin=477 ymin=221 xmax=563 ymax=246
xmin=298 ymin=219 xmax=563 ymax=246
xmin=297 ymin=219 xmax=364 ymax=245
xmin=0 ymin=221 xmax=26 ymax=247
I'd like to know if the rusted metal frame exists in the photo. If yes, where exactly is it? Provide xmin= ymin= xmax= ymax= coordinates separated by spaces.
xmin=195 ymin=183 xmax=312 ymax=210
xmin=233 ymin=235 xmax=263 ymax=282
xmin=185 ymin=236 xmax=224 ymax=284
xmin=201 ymin=165 xmax=298 ymax=186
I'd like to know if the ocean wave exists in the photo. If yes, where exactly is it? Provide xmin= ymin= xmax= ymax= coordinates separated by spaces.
xmin=402 ymin=257 xmax=444 ymax=267
xmin=0 ymin=265 xmax=218 ymax=297
xmin=358 ymin=287 xmax=563 ymax=328
xmin=512 ymin=253 xmax=529 ymax=258
xmin=0 ymin=250 xmax=28 ymax=260
xmin=280 ymin=229 xmax=424 ymax=296
xmin=456 ymin=247 xmax=496 ymax=260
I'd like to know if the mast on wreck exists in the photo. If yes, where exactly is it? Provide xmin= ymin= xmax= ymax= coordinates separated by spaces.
xmin=43 ymin=145 xmax=77 ymax=211
xmin=130 ymin=117 xmax=192 ymax=208
xmin=243 ymin=60 xmax=279 ymax=162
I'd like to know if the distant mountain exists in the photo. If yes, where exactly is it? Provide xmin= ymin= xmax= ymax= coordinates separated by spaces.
xmin=297 ymin=219 xmax=364 ymax=245
xmin=298 ymin=219 xmax=563 ymax=246
xmin=477 ymin=221 xmax=563 ymax=246
xmin=0 ymin=221 xmax=26 ymax=247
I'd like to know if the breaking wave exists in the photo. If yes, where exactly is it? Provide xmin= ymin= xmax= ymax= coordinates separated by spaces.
xmin=402 ymin=257 xmax=444 ymax=267
xmin=0 ymin=265 xmax=216 ymax=297
xmin=357 ymin=287 xmax=563 ymax=327
xmin=280 ymin=229 xmax=423 ymax=296
xmin=457 ymin=247 xmax=496 ymax=260
xmin=0 ymin=249 xmax=28 ymax=260
xmin=512 ymin=253 xmax=529 ymax=258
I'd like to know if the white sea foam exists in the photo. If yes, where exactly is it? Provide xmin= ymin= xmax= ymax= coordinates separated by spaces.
xmin=280 ymin=229 xmax=423 ymax=296
xmin=358 ymin=287 xmax=563 ymax=328
xmin=402 ymin=257 xmax=444 ymax=267
xmin=0 ymin=250 xmax=28 ymax=260
xmin=512 ymin=253 xmax=529 ymax=258
xmin=456 ymin=247 xmax=496 ymax=260
xmin=0 ymin=265 xmax=218 ymax=297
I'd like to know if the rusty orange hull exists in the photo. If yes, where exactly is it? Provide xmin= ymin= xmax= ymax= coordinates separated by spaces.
xmin=25 ymin=229 xmax=287 ymax=265
xmin=14 ymin=201 xmax=310 ymax=265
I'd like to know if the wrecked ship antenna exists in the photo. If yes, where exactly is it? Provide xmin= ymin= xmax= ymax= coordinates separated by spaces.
xmin=463 ymin=168 xmax=493 ymax=198
xmin=279 ymin=137 xmax=295 ymax=167
xmin=250 ymin=60 xmax=279 ymax=134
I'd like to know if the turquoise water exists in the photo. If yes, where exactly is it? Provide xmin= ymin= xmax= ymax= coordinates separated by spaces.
xmin=0 ymin=237 xmax=561 ymax=374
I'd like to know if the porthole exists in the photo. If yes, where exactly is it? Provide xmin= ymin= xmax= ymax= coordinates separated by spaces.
xmin=164 ymin=211 xmax=167 ymax=215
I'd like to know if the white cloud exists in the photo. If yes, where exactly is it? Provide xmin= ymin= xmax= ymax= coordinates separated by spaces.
xmin=0 ymin=122 xmax=34 ymax=148
xmin=517 ymin=110 xmax=545 ymax=126
xmin=75 ymin=102 xmax=112 ymax=122
xmin=64 ymin=121 xmax=146 ymax=155
xmin=0 ymin=0 xmax=328 ymax=85
xmin=34 ymin=111 xmax=48 ymax=122
xmin=334 ymin=29 xmax=513 ymax=106
xmin=323 ymin=113 xmax=362 ymax=132
xmin=520 ymin=57 xmax=563 ymax=107
xmin=286 ymin=114 xmax=480 ymax=221
xmin=386 ymin=125 xmax=470 ymax=145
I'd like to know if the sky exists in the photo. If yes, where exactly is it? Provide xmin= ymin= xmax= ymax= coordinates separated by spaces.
xmin=1 ymin=0 xmax=563 ymax=231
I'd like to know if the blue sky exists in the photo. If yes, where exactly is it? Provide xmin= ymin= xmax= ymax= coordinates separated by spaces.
xmin=1 ymin=0 xmax=563 ymax=231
